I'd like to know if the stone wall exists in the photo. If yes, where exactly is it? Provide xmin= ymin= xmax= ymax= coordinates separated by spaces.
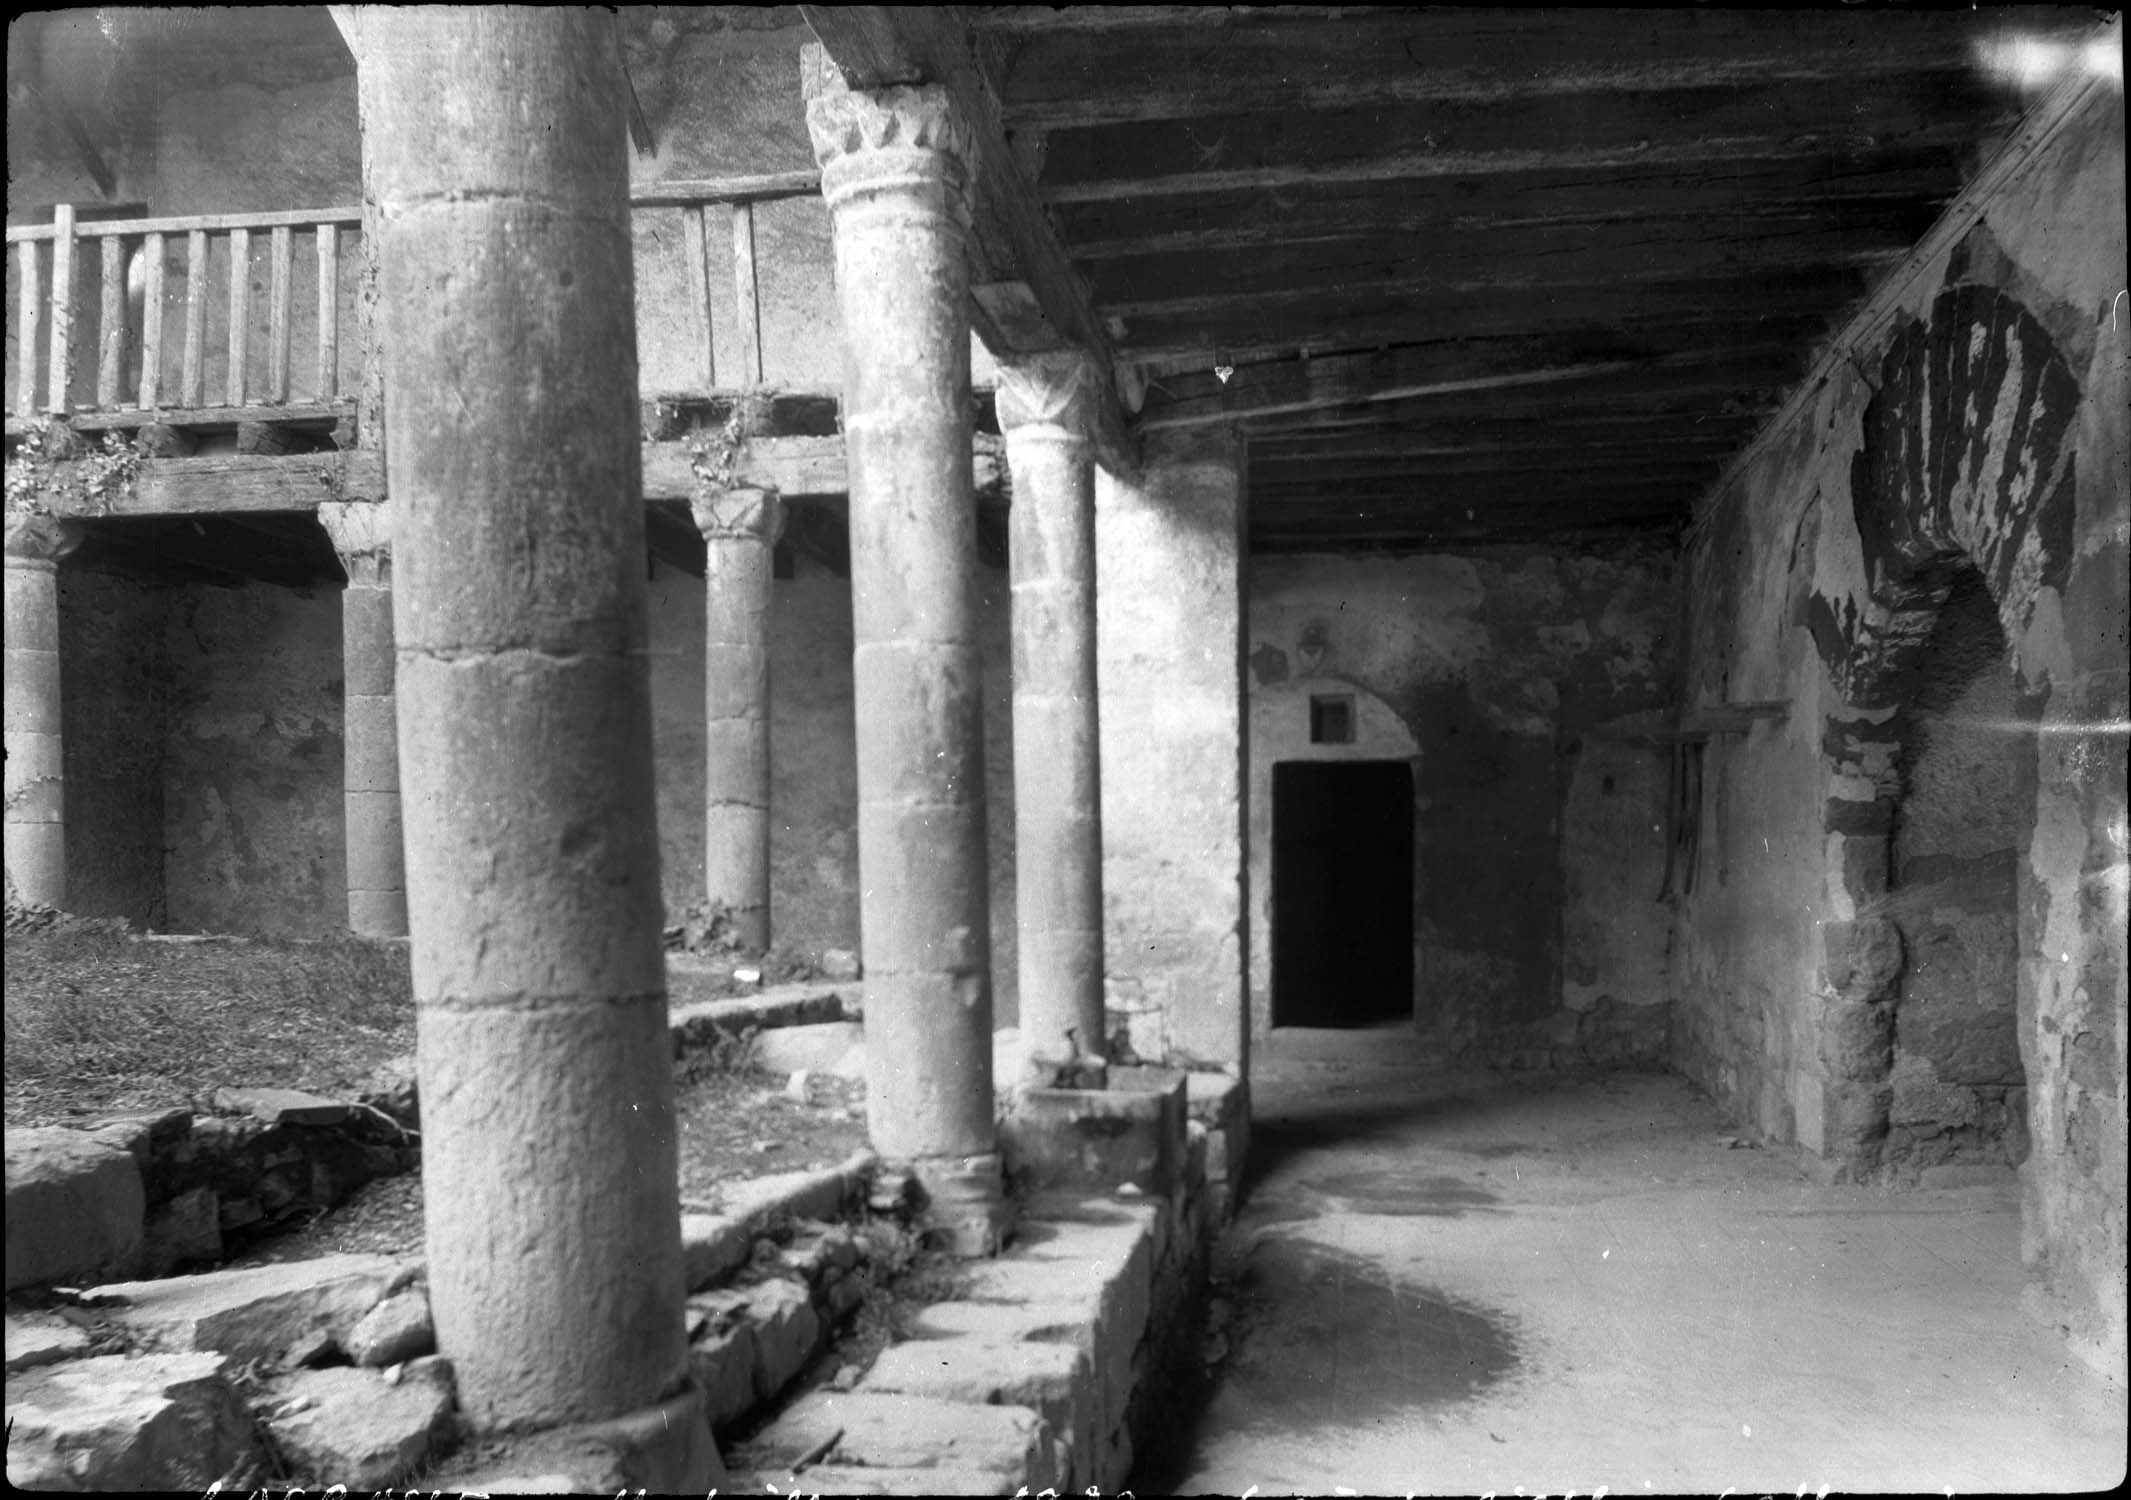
xmin=161 ymin=583 xmax=345 ymax=937
xmin=59 ymin=566 xmax=172 ymax=927
xmin=1671 ymin=85 xmax=2126 ymax=1375
xmin=1245 ymin=545 xmax=1675 ymax=1058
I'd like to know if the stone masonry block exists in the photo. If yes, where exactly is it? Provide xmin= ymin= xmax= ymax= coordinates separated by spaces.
xmin=6 ymin=1127 xmax=146 ymax=1291
xmin=688 ymin=1323 xmax=757 ymax=1434
xmin=906 ymin=1299 xmax=1095 ymax=1345
xmin=95 ymin=1254 xmax=400 ymax=1365
xmin=743 ymin=1276 xmax=822 ymax=1402
xmin=1001 ymin=1077 xmax=1185 ymax=1198
xmin=861 ymin=1338 xmax=1091 ymax=1492
xmin=1818 ymin=997 xmax=1897 ymax=1081
xmin=734 ymin=1390 xmax=1053 ymax=1493
xmin=5 ymin=1352 xmax=260 ymax=1492
xmin=1823 ymin=917 xmax=1903 ymax=1005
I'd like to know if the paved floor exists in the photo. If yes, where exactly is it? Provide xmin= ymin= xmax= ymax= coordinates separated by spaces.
xmin=1160 ymin=1062 xmax=2126 ymax=1497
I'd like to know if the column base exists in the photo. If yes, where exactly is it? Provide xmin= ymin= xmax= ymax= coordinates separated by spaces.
xmin=456 ymin=1380 xmax=721 ymax=1493
xmin=911 ymin=1152 xmax=1014 ymax=1257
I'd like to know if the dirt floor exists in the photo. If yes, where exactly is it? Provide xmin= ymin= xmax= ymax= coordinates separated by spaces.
xmin=1158 ymin=1059 xmax=2128 ymax=1497
xmin=4 ymin=924 xmax=870 ymax=1265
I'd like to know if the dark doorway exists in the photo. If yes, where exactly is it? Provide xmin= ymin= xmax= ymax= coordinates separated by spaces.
xmin=1272 ymin=760 xmax=1414 ymax=1028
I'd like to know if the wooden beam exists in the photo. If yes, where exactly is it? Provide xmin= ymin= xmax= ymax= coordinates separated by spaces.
xmin=1089 ymin=217 xmax=1925 ymax=308
xmin=1041 ymin=107 xmax=2000 ymax=207
xmin=1055 ymin=157 xmax=1958 ymax=259
xmin=37 ymin=451 xmax=385 ymax=518
xmin=800 ymin=6 xmax=1137 ymax=471
xmin=975 ymin=6 xmax=1374 ymax=35
xmin=994 ymin=10 xmax=2060 ymax=130
xmin=1113 ymin=270 xmax=1870 ymax=360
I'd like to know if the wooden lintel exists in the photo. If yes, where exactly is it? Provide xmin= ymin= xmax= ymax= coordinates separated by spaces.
xmin=800 ymin=5 xmax=1138 ymax=474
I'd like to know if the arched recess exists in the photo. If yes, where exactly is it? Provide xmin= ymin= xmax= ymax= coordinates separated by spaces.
xmin=1803 ymin=281 xmax=2079 ymax=1178
xmin=1246 ymin=675 xmax=1421 ymax=1044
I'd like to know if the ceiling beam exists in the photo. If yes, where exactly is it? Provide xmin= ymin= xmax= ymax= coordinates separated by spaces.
xmin=992 ymin=10 xmax=2062 ymax=130
xmin=1090 ymin=223 xmax=1914 ymax=309
xmin=1038 ymin=118 xmax=1998 ymax=206
xmin=1061 ymin=175 xmax=1954 ymax=259
xmin=799 ymin=5 xmax=1138 ymax=470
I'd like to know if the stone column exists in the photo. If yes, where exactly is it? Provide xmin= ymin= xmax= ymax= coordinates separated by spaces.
xmin=806 ymin=51 xmax=1007 ymax=1253
xmin=3 ymin=515 xmax=83 ymax=909
xmin=317 ymin=501 xmax=405 ymax=938
xmin=691 ymin=486 xmax=782 ymax=952
xmin=361 ymin=9 xmax=691 ymax=1444
xmin=998 ymin=353 xmax=1107 ymax=1084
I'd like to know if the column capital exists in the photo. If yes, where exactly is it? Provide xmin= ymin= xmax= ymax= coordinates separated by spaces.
xmin=996 ymin=351 xmax=1107 ymax=443
xmin=318 ymin=499 xmax=393 ymax=585
xmin=3 ymin=514 xmax=84 ymax=566
xmin=691 ymin=487 xmax=784 ymax=546
xmin=802 ymin=45 xmax=977 ymax=212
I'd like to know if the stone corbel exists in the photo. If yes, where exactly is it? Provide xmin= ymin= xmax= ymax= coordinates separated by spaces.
xmin=317 ymin=499 xmax=393 ymax=588
xmin=3 ymin=514 xmax=85 ymax=567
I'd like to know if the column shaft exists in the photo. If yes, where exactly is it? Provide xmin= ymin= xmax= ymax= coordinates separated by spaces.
xmin=363 ymin=10 xmax=684 ymax=1431
xmin=807 ymin=55 xmax=1004 ymax=1249
xmin=319 ymin=502 xmax=404 ymax=938
xmin=3 ymin=517 xmax=82 ymax=908
xmin=999 ymin=357 xmax=1106 ymax=1080
xmin=694 ymin=489 xmax=780 ymax=952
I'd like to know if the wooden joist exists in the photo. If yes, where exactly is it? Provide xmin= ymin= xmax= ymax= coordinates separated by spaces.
xmin=799 ymin=5 xmax=1137 ymax=472
xmin=991 ymin=9 xmax=2040 ymax=130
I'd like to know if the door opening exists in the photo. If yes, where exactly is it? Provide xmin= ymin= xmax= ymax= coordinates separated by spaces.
xmin=1271 ymin=759 xmax=1414 ymax=1028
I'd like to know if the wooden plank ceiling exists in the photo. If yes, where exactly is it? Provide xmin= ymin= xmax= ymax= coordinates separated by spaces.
xmin=971 ymin=3 xmax=2098 ymax=553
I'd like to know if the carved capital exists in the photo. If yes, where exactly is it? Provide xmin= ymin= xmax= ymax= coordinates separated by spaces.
xmin=802 ymin=45 xmax=977 ymax=212
xmin=691 ymin=487 xmax=784 ymax=546
xmin=3 ymin=514 xmax=84 ymax=566
xmin=996 ymin=351 xmax=1106 ymax=442
xmin=318 ymin=500 xmax=392 ymax=586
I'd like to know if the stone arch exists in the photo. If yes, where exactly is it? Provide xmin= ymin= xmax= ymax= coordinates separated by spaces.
xmin=1804 ymin=281 xmax=2078 ymax=1178
xmin=1246 ymin=675 xmax=1421 ymax=1042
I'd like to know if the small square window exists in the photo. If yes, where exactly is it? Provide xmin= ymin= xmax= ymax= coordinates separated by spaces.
xmin=1309 ymin=693 xmax=1354 ymax=745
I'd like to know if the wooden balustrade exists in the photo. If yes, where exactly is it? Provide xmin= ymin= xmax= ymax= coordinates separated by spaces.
xmin=4 ymin=170 xmax=821 ymax=428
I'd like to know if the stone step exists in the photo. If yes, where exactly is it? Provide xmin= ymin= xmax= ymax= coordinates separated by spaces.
xmin=732 ymin=1389 xmax=1056 ymax=1493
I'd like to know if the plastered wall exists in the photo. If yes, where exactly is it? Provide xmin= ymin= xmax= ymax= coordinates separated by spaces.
xmin=1245 ymin=546 xmax=1676 ymax=1060
xmin=1671 ymin=84 xmax=2126 ymax=1375
xmin=58 ymin=566 xmax=172 ymax=928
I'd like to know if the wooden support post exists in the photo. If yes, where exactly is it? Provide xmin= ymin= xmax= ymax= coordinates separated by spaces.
xmin=47 ymin=204 xmax=75 ymax=415
xmin=139 ymin=232 xmax=164 ymax=410
xmin=682 ymin=205 xmax=716 ymax=391
xmin=268 ymin=224 xmax=293 ymax=403
xmin=98 ymin=235 xmax=124 ymax=409
xmin=182 ymin=230 xmax=208 ymax=407
xmin=316 ymin=225 xmax=339 ymax=400
xmin=733 ymin=200 xmax=763 ymax=387
xmin=227 ymin=226 xmax=250 ymax=406
xmin=15 ymin=240 xmax=38 ymax=418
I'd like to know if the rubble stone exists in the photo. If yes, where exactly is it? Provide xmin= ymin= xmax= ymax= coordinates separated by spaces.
xmin=4 ymin=1313 xmax=91 ymax=1374
xmin=211 ymin=1087 xmax=353 ymax=1127
xmin=259 ymin=1365 xmax=452 ymax=1489
xmin=346 ymin=1287 xmax=434 ymax=1368
xmin=95 ymin=1253 xmax=399 ymax=1364
xmin=5 ymin=1127 xmax=145 ymax=1291
xmin=4 ymin=1351 xmax=259 ymax=1491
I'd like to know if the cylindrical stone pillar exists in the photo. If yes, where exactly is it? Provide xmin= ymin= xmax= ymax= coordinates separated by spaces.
xmin=362 ymin=10 xmax=687 ymax=1433
xmin=997 ymin=353 xmax=1107 ymax=1085
xmin=691 ymin=486 xmax=782 ymax=953
xmin=318 ymin=501 xmax=405 ymax=938
xmin=3 ymin=515 xmax=83 ymax=909
xmin=806 ymin=51 xmax=1006 ymax=1253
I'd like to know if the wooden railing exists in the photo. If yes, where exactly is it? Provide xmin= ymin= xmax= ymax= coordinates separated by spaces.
xmin=8 ymin=205 xmax=362 ymax=420
xmin=4 ymin=169 xmax=823 ymax=428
